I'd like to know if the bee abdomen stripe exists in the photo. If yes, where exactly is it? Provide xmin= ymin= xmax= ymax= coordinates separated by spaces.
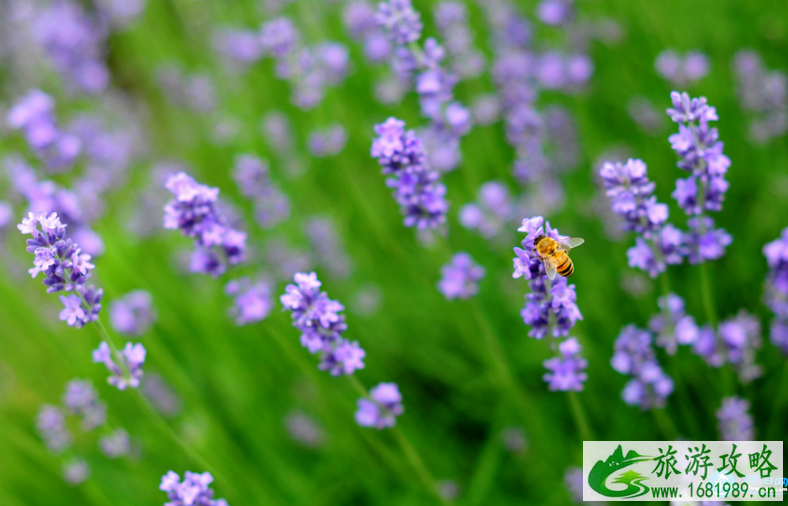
xmin=558 ymin=261 xmax=573 ymax=275
xmin=557 ymin=257 xmax=570 ymax=270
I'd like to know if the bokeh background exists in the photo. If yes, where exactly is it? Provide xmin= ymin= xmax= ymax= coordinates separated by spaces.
xmin=0 ymin=0 xmax=787 ymax=505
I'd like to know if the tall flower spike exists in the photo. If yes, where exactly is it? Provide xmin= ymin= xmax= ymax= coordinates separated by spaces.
xmin=280 ymin=272 xmax=365 ymax=375
xmin=110 ymin=290 xmax=156 ymax=337
xmin=62 ymin=379 xmax=107 ymax=430
xmin=667 ymin=91 xmax=732 ymax=263
xmin=37 ymin=405 xmax=72 ymax=453
xmin=512 ymin=216 xmax=587 ymax=391
xmin=225 ymin=277 xmax=273 ymax=326
xmin=765 ymin=228 xmax=788 ymax=353
xmin=18 ymin=211 xmax=102 ymax=327
xmin=733 ymin=50 xmax=788 ymax=143
xmin=163 ymin=172 xmax=247 ymax=276
xmin=371 ymin=117 xmax=448 ymax=230
xmin=355 ymin=382 xmax=404 ymax=429
xmin=599 ymin=159 xmax=683 ymax=277
xmin=92 ymin=341 xmax=146 ymax=390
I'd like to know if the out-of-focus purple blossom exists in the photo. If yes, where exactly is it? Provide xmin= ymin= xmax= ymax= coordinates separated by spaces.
xmin=62 ymin=379 xmax=106 ymax=430
xmin=284 ymin=410 xmax=325 ymax=448
xmin=716 ymin=396 xmax=754 ymax=441
xmin=110 ymin=290 xmax=156 ymax=337
xmin=232 ymin=155 xmax=290 ymax=229
xmin=681 ymin=217 xmax=732 ymax=264
xmin=355 ymin=382 xmax=404 ymax=429
xmin=470 ymin=94 xmax=501 ymax=125
xmin=512 ymin=217 xmax=583 ymax=338
xmin=307 ymin=125 xmax=347 ymax=157
xmin=565 ymin=467 xmax=606 ymax=505
xmin=371 ymin=117 xmax=449 ymax=230
xmin=374 ymin=75 xmax=409 ymax=104
xmin=18 ymin=211 xmax=103 ymax=327
xmin=611 ymin=324 xmax=674 ymax=410
xmin=733 ymin=50 xmax=787 ymax=143
xmin=648 ymin=293 xmax=699 ymax=355
xmin=95 ymin=0 xmax=146 ymax=29
xmin=434 ymin=2 xmax=485 ymax=79
xmin=261 ymin=111 xmax=295 ymax=155
xmin=376 ymin=0 xmax=422 ymax=44
xmin=764 ymin=228 xmax=788 ymax=353
xmin=259 ymin=17 xmax=300 ymax=58
xmin=628 ymin=97 xmax=665 ymax=134
xmin=437 ymin=252 xmax=484 ymax=300
xmin=460 ymin=181 xmax=514 ymax=240
xmin=543 ymin=337 xmax=588 ymax=391
xmin=281 ymin=272 xmax=365 ymax=376
xmin=160 ymin=471 xmax=229 ymax=506
xmin=155 ymin=65 xmax=217 ymax=114
xmin=305 ymin=216 xmax=353 ymax=279
xmin=501 ymin=426 xmax=528 ymax=454
xmin=142 ymin=373 xmax=182 ymax=418
xmin=99 ymin=428 xmax=130 ymax=458
xmin=37 ymin=405 xmax=72 ymax=453
xmin=352 ymin=284 xmax=383 ymax=316
xmin=717 ymin=311 xmax=762 ymax=382
xmin=213 ymin=28 xmax=263 ymax=66
xmin=163 ymin=172 xmax=247 ymax=276
xmin=6 ymin=89 xmax=82 ymax=172
xmin=92 ymin=341 xmax=146 ymax=390
xmin=536 ymin=0 xmax=574 ymax=26
xmin=31 ymin=0 xmax=110 ymax=94
xmin=655 ymin=50 xmax=710 ymax=86
xmin=536 ymin=52 xmax=593 ymax=91
xmin=225 ymin=277 xmax=273 ymax=325
xmin=63 ymin=458 xmax=90 ymax=485
xmin=343 ymin=1 xmax=393 ymax=63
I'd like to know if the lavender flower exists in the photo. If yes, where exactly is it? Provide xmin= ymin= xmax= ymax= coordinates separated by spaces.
xmin=160 ymin=471 xmax=229 ymax=506
xmin=667 ymin=92 xmax=732 ymax=265
xmin=280 ymin=272 xmax=365 ymax=375
xmin=715 ymin=311 xmax=762 ymax=382
xmin=599 ymin=158 xmax=683 ymax=277
xmin=648 ymin=293 xmax=699 ymax=355
xmin=142 ymin=373 xmax=182 ymax=418
xmin=459 ymin=181 xmax=514 ymax=239
xmin=355 ymin=382 xmax=404 ymax=429
xmin=536 ymin=0 xmax=574 ymax=26
xmin=611 ymin=325 xmax=674 ymax=410
xmin=92 ymin=341 xmax=146 ymax=390
xmin=110 ymin=290 xmax=156 ymax=337
xmin=305 ymin=217 xmax=353 ymax=279
xmin=307 ymin=124 xmax=347 ymax=157
xmin=213 ymin=28 xmax=263 ymax=66
xmin=99 ymin=428 xmax=131 ymax=458
xmin=655 ymin=50 xmax=710 ymax=87
xmin=63 ymin=458 xmax=90 ymax=485
xmin=163 ymin=172 xmax=247 ymax=276
xmin=543 ymin=337 xmax=588 ymax=391
xmin=512 ymin=217 xmax=583 ymax=338
xmin=376 ymin=0 xmax=422 ymax=44
xmin=62 ymin=379 xmax=107 ymax=430
xmin=231 ymin=155 xmax=290 ymax=228
xmin=6 ymin=89 xmax=82 ymax=171
xmin=18 ymin=211 xmax=102 ymax=327
xmin=764 ymin=228 xmax=788 ymax=353
xmin=434 ymin=2 xmax=485 ymax=79
xmin=437 ymin=252 xmax=484 ymax=300
xmin=37 ymin=405 xmax=72 ymax=453
xmin=733 ymin=50 xmax=787 ymax=143
xmin=284 ymin=410 xmax=325 ymax=448
xmin=225 ymin=277 xmax=273 ymax=325
xmin=371 ymin=117 xmax=448 ymax=230
xmin=716 ymin=396 xmax=754 ymax=441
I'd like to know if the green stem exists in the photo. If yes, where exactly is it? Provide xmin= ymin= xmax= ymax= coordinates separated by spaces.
xmin=698 ymin=261 xmax=718 ymax=329
xmin=651 ymin=408 xmax=677 ymax=440
xmin=567 ymin=391 xmax=593 ymax=441
xmin=392 ymin=427 xmax=453 ymax=506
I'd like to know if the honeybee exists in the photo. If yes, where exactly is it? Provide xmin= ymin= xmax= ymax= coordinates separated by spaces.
xmin=533 ymin=234 xmax=585 ymax=280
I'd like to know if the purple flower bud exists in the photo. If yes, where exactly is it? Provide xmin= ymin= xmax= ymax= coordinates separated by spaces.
xmin=225 ymin=278 xmax=273 ymax=325
xmin=99 ymin=428 xmax=130 ymax=458
xmin=611 ymin=324 xmax=673 ymax=410
xmin=92 ymin=341 xmax=146 ymax=390
xmin=37 ymin=405 xmax=72 ymax=453
xmin=159 ymin=470 xmax=228 ymax=506
xmin=438 ymin=252 xmax=485 ymax=300
xmin=716 ymin=396 xmax=754 ymax=441
xmin=355 ymin=382 xmax=404 ymax=429
xmin=110 ymin=290 xmax=156 ymax=336
xmin=543 ymin=337 xmax=588 ymax=391
xmin=376 ymin=0 xmax=422 ymax=44
xmin=63 ymin=379 xmax=106 ymax=430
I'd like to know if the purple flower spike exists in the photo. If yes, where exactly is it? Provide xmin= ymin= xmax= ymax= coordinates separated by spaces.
xmin=92 ymin=341 xmax=146 ymax=390
xmin=716 ymin=396 xmax=754 ymax=441
xmin=376 ymin=0 xmax=422 ymax=44
xmin=232 ymin=155 xmax=289 ymax=229
xmin=37 ymin=405 xmax=72 ymax=453
xmin=281 ymin=272 xmax=365 ymax=376
xmin=611 ymin=324 xmax=673 ymax=410
xmin=160 ymin=470 xmax=229 ymax=506
xmin=225 ymin=278 xmax=273 ymax=326
xmin=371 ymin=117 xmax=449 ymax=230
xmin=163 ymin=172 xmax=247 ymax=276
xmin=459 ymin=181 xmax=514 ymax=239
xmin=733 ymin=50 xmax=788 ymax=143
xmin=355 ymin=382 xmax=404 ymax=429
xmin=110 ymin=290 xmax=156 ymax=337
xmin=18 ymin=211 xmax=102 ymax=327
xmin=543 ymin=337 xmax=588 ymax=391
xmin=62 ymin=379 xmax=106 ymax=430
xmin=438 ymin=252 xmax=485 ymax=300
xmin=764 ymin=228 xmax=788 ymax=353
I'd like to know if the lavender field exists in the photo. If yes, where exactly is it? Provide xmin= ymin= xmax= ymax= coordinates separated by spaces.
xmin=0 ymin=0 xmax=787 ymax=505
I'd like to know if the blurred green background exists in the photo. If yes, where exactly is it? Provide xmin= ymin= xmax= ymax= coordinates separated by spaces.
xmin=1 ymin=0 xmax=787 ymax=505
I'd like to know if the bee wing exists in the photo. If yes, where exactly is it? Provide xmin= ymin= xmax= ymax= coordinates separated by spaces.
xmin=543 ymin=258 xmax=558 ymax=280
xmin=559 ymin=237 xmax=585 ymax=252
